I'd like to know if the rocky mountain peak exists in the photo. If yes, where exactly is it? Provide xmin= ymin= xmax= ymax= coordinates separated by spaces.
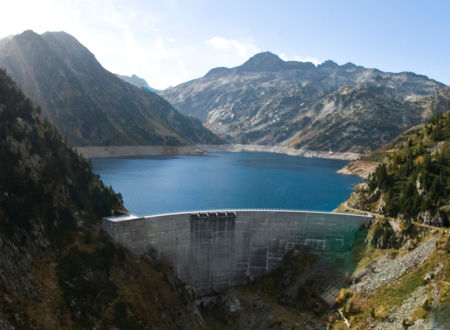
xmin=318 ymin=59 xmax=339 ymax=69
xmin=10 ymin=30 xmax=45 ymax=50
xmin=239 ymin=51 xmax=286 ymax=71
xmin=16 ymin=29 xmax=39 ymax=40
xmin=341 ymin=62 xmax=358 ymax=69
xmin=116 ymin=73 xmax=154 ymax=91
xmin=205 ymin=66 xmax=230 ymax=77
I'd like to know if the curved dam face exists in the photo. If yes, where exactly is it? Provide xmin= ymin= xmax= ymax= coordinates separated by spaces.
xmin=102 ymin=210 xmax=372 ymax=295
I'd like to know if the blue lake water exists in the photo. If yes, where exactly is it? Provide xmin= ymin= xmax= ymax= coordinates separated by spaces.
xmin=92 ymin=152 xmax=362 ymax=216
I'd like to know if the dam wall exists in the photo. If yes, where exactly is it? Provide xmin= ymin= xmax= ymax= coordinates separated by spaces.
xmin=102 ymin=210 xmax=372 ymax=295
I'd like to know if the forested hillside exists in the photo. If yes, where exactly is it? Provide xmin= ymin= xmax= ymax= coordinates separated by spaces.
xmin=0 ymin=69 xmax=201 ymax=329
xmin=349 ymin=105 xmax=450 ymax=226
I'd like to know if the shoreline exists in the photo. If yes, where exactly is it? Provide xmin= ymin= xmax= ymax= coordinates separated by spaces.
xmin=337 ymin=160 xmax=380 ymax=179
xmin=75 ymin=144 xmax=361 ymax=161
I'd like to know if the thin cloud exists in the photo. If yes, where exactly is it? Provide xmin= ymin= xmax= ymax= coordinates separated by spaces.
xmin=205 ymin=36 xmax=258 ymax=58
xmin=280 ymin=53 xmax=320 ymax=66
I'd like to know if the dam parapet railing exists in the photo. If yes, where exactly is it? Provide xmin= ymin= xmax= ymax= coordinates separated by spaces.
xmin=102 ymin=209 xmax=373 ymax=295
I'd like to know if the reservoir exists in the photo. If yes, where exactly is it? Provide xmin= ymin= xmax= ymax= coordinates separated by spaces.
xmin=92 ymin=152 xmax=362 ymax=215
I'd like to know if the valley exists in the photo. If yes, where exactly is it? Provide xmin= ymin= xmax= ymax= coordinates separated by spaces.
xmin=0 ymin=4 xmax=449 ymax=327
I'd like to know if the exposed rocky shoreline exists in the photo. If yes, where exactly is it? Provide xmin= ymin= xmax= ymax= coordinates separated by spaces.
xmin=75 ymin=144 xmax=361 ymax=160
xmin=337 ymin=160 xmax=380 ymax=178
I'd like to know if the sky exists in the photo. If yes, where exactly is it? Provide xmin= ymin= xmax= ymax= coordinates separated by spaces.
xmin=1 ymin=0 xmax=449 ymax=89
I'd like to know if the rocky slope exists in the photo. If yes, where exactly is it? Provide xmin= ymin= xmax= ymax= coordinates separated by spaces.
xmin=334 ymin=219 xmax=449 ymax=329
xmin=161 ymin=52 xmax=447 ymax=153
xmin=0 ymin=69 xmax=202 ymax=329
xmin=337 ymin=160 xmax=380 ymax=179
xmin=339 ymin=86 xmax=450 ymax=177
xmin=0 ymin=30 xmax=221 ymax=146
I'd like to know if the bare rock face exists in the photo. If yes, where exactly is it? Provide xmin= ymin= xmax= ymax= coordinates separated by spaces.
xmin=419 ymin=210 xmax=449 ymax=227
xmin=161 ymin=52 xmax=448 ymax=153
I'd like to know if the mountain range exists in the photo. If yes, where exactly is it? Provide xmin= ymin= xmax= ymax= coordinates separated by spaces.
xmin=161 ymin=52 xmax=449 ymax=153
xmin=0 ymin=30 xmax=221 ymax=146
xmin=1 ymin=31 xmax=448 ymax=155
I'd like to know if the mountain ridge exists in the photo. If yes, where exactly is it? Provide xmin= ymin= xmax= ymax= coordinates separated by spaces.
xmin=0 ymin=30 xmax=221 ymax=147
xmin=161 ymin=52 xmax=446 ymax=153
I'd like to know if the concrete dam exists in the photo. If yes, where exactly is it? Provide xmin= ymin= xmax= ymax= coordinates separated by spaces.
xmin=102 ymin=210 xmax=372 ymax=296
